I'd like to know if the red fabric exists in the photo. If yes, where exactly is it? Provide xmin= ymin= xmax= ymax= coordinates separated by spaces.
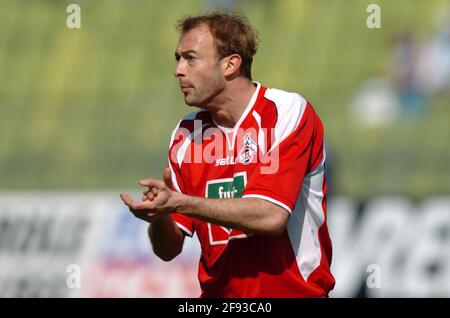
xmin=168 ymin=84 xmax=335 ymax=297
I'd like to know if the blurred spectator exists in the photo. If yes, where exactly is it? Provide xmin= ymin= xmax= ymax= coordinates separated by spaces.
xmin=349 ymin=77 xmax=401 ymax=128
xmin=391 ymin=30 xmax=427 ymax=117
xmin=416 ymin=6 xmax=450 ymax=96
xmin=352 ymin=7 xmax=449 ymax=127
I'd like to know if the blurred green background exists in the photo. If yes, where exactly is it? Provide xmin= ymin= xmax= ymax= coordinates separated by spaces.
xmin=0 ymin=0 xmax=449 ymax=199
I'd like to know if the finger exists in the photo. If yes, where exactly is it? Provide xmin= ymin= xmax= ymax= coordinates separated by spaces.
xmin=139 ymin=178 xmax=165 ymax=189
xmin=146 ymin=193 xmax=155 ymax=201
xmin=163 ymin=167 xmax=173 ymax=189
xmin=120 ymin=192 xmax=136 ymax=210
xmin=144 ymin=187 xmax=157 ymax=196
xmin=132 ymin=200 xmax=155 ymax=210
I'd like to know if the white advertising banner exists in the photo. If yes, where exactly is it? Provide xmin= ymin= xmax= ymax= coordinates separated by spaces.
xmin=0 ymin=192 xmax=200 ymax=298
xmin=0 ymin=193 xmax=449 ymax=297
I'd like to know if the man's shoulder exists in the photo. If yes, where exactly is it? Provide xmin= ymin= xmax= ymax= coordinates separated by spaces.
xmin=259 ymin=86 xmax=312 ymax=128
xmin=263 ymin=86 xmax=309 ymax=111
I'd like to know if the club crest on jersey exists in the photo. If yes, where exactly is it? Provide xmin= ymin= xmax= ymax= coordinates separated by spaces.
xmin=238 ymin=133 xmax=257 ymax=165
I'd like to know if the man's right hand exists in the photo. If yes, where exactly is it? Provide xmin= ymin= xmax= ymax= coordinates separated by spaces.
xmin=142 ymin=167 xmax=173 ymax=201
xmin=120 ymin=167 xmax=179 ymax=223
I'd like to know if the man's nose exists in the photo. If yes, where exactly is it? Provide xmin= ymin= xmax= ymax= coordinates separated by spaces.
xmin=173 ymin=60 xmax=185 ymax=78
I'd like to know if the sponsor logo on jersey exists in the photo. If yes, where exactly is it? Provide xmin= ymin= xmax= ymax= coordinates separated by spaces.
xmin=205 ymin=172 xmax=250 ymax=245
xmin=215 ymin=155 xmax=236 ymax=167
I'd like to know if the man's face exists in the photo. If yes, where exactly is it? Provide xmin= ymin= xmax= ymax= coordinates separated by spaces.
xmin=174 ymin=25 xmax=225 ymax=107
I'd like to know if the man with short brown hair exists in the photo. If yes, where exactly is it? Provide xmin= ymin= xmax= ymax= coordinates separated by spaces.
xmin=120 ymin=11 xmax=335 ymax=297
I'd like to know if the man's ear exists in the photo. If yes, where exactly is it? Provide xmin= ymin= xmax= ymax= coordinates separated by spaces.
xmin=223 ymin=54 xmax=242 ymax=77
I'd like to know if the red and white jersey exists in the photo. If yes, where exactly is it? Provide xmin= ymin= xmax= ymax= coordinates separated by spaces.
xmin=167 ymin=83 xmax=335 ymax=297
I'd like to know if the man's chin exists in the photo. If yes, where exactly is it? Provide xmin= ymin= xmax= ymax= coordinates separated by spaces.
xmin=184 ymin=96 xmax=199 ymax=107
xmin=184 ymin=99 xmax=196 ymax=106
xmin=183 ymin=94 xmax=210 ymax=108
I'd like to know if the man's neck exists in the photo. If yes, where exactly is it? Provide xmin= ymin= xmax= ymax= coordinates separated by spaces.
xmin=206 ymin=79 xmax=257 ymax=129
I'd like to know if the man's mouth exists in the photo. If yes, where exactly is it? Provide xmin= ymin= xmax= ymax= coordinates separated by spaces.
xmin=180 ymin=84 xmax=192 ymax=93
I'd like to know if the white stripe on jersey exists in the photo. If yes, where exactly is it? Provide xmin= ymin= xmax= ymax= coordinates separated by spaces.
xmin=287 ymin=151 xmax=326 ymax=281
xmin=264 ymin=88 xmax=308 ymax=154
xmin=251 ymin=110 xmax=266 ymax=155
xmin=241 ymin=194 xmax=292 ymax=214
xmin=175 ymin=221 xmax=193 ymax=237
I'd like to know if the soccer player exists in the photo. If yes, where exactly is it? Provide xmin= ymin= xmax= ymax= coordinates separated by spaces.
xmin=120 ymin=12 xmax=335 ymax=297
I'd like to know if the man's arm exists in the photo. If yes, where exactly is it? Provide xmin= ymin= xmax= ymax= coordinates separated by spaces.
xmin=148 ymin=214 xmax=185 ymax=261
xmin=173 ymin=194 xmax=289 ymax=236
xmin=120 ymin=167 xmax=290 ymax=237
xmin=121 ymin=169 xmax=188 ymax=262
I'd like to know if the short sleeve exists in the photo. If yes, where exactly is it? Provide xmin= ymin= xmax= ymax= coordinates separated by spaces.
xmin=242 ymin=104 xmax=324 ymax=213
xmin=168 ymin=123 xmax=195 ymax=237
